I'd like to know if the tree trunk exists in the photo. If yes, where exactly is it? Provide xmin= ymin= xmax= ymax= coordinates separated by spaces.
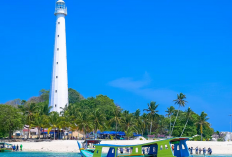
xmin=171 ymin=106 xmax=180 ymax=136
xmin=28 ymin=126 xmax=30 ymax=139
xmin=54 ymin=128 xmax=55 ymax=140
xmin=9 ymin=130 xmax=11 ymax=139
xmin=201 ymin=124 xmax=203 ymax=141
xmin=93 ymin=129 xmax=95 ymax=140
xmin=115 ymin=121 xmax=117 ymax=140
xmin=150 ymin=121 xmax=152 ymax=135
xmin=84 ymin=127 xmax=86 ymax=140
xmin=169 ymin=116 xmax=171 ymax=136
xmin=38 ymin=127 xmax=40 ymax=139
xmin=181 ymin=117 xmax=189 ymax=137
xmin=43 ymin=128 xmax=45 ymax=139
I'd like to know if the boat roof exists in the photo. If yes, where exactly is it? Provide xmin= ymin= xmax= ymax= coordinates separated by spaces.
xmin=0 ymin=142 xmax=12 ymax=145
xmin=94 ymin=137 xmax=189 ymax=147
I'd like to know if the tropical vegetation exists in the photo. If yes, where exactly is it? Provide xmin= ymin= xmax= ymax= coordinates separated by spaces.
xmin=0 ymin=89 xmax=214 ymax=141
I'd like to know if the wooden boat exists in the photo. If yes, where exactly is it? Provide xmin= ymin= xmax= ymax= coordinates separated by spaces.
xmin=0 ymin=143 xmax=13 ymax=152
xmin=78 ymin=140 xmax=101 ymax=155
xmin=78 ymin=137 xmax=191 ymax=157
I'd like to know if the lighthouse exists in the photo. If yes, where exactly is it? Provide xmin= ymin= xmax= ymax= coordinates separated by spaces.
xmin=49 ymin=0 xmax=69 ymax=113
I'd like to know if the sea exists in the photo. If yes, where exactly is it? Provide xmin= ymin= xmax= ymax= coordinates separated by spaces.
xmin=1 ymin=153 xmax=232 ymax=157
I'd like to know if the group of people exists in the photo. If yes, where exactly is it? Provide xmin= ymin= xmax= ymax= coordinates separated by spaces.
xmin=12 ymin=144 xmax=23 ymax=151
xmin=118 ymin=147 xmax=132 ymax=154
xmin=189 ymin=147 xmax=212 ymax=155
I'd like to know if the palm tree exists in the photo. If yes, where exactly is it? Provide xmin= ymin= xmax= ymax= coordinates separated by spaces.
xmin=40 ymin=115 xmax=49 ymax=139
xmin=121 ymin=111 xmax=135 ymax=132
xmin=171 ymin=93 xmax=187 ymax=136
xmin=180 ymin=107 xmax=193 ymax=137
xmin=143 ymin=101 xmax=159 ymax=135
xmin=49 ymin=111 xmax=60 ymax=140
xmin=36 ymin=101 xmax=52 ymax=116
xmin=58 ymin=117 xmax=70 ymax=140
xmin=75 ymin=111 xmax=93 ymax=139
xmin=110 ymin=106 xmax=122 ymax=140
xmin=133 ymin=109 xmax=141 ymax=134
xmin=60 ymin=104 xmax=68 ymax=116
xmin=32 ymin=113 xmax=46 ymax=139
xmin=125 ymin=127 xmax=134 ymax=140
xmin=91 ymin=108 xmax=106 ymax=139
xmin=140 ymin=113 xmax=148 ymax=136
xmin=69 ymin=123 xmax=77 ymax=139
xmin=157 ymin=115 xmax=167 ymax=135
xmin=165 ymin=106 xmax=175 ymax=136
xmin=133 ymin=109 xmax=140 ymax=119
xmin=195 ymin=112 xmax=210 ymax=141
xmin=21 ymin=102 xmax=39 ymax=139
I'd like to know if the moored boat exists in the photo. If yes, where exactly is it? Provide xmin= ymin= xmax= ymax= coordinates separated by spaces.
xmin=0 ymin=143 xmax=13 ymax=152
xmin=78 ymin=137 xmax=191 ymax=157
xmin=78 ymin=139 xmax=102 ymax=157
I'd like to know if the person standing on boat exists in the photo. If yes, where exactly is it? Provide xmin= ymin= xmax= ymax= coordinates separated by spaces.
xmin=127 ymin=147 xmax=130 ymax=153
xmin=147 ymin=147 xmax=149 ymax=154
xmin=142 ymin=148 xmax=145 ymax=154
xmin=195 ymin=147 xmax=198 ymax=154
xmin=120 ymin=148 xmax=123 ymax=154
xmin=16 ymin=145 xmax=19 ymax=151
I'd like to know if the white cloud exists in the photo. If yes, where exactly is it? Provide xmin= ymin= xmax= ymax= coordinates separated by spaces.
xmin=108 ymin=72 xmax=211 ymax=112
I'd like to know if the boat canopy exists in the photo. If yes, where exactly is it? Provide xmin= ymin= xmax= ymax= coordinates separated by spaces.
xmin=91 ymin=137 xmax=190 ymax=157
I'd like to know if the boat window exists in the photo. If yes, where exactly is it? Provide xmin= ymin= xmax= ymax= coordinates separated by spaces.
xmin=136 ymin=148 xmax=138 ymax=152
xmin=182 ymin=144 xmax=185 ymax=149
xmin=97 ymin=150 xmax=98 ymax=153
xmin=112 ymin=149 xmax=114 ymax=153
xmin=177 ymin=145 xmax=179 ymax=150
xmin=160 ymin=145 xmax=163 ymax=150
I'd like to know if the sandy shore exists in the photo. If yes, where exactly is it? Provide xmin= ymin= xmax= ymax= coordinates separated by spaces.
xmin=10 ymin=140 xmax=232 ymax=154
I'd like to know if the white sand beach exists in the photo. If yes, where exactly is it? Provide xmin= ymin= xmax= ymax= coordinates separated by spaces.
xmin=9 ymin=140 xmax=232 ymax=154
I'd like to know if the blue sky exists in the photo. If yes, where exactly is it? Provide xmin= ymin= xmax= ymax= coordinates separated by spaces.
xmin=1 ymin=0 xmax=232 ymax=131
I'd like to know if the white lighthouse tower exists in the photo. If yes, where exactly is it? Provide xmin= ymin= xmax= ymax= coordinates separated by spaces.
xmin=49 ymin=0 xmax=69 ymax=113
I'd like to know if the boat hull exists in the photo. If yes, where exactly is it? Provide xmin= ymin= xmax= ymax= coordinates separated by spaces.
xmin=80 ymin=150 xmax=94 ymax=157
xmin=0 ymin=148 xmax=13 ymax=152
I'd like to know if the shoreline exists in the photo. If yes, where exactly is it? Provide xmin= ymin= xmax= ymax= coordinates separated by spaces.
xmin=9 ymin=140 xmax=232 ymax=154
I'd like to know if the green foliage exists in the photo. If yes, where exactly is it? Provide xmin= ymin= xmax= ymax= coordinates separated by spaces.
xmin=0 ymin=105 xmax=24 ymax=138
xmin=39 ymin=89 xmax=50 ymax=102
xmin=217 ymin=138 xmax=224 ymax=141
xmin=0 ymin=89 xmax=215 ymax=141
xmin=68 ymin=88 xmax=84 ymax=104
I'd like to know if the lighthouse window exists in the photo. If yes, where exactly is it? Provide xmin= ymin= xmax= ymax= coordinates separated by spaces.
xmin=56 ymin=76 xmax=58 ymax=78
xmin=55 ymin=90 xmax=57 ymax=93
xmin=57 ymin=48 xmax=59 ymax=51
xmin=58 ymin=35 xmax=59 ymax=37
xmin=57 ymin=62 xmax=58 ymax=64
xmin=55 ymin=104 xmax=57 ymax=107
xmin=58 ymin=22 xmax=60 ymax=24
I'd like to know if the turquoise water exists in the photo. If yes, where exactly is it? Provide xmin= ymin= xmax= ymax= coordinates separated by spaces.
xmin=0 ymin=152 xmax=81 ymax=157
xmin=1 ymin=152 xmax=232 ymax=157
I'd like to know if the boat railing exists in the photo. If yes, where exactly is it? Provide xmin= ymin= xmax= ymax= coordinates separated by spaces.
xmin=117 ymin=154 xmax=144 ymax=157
